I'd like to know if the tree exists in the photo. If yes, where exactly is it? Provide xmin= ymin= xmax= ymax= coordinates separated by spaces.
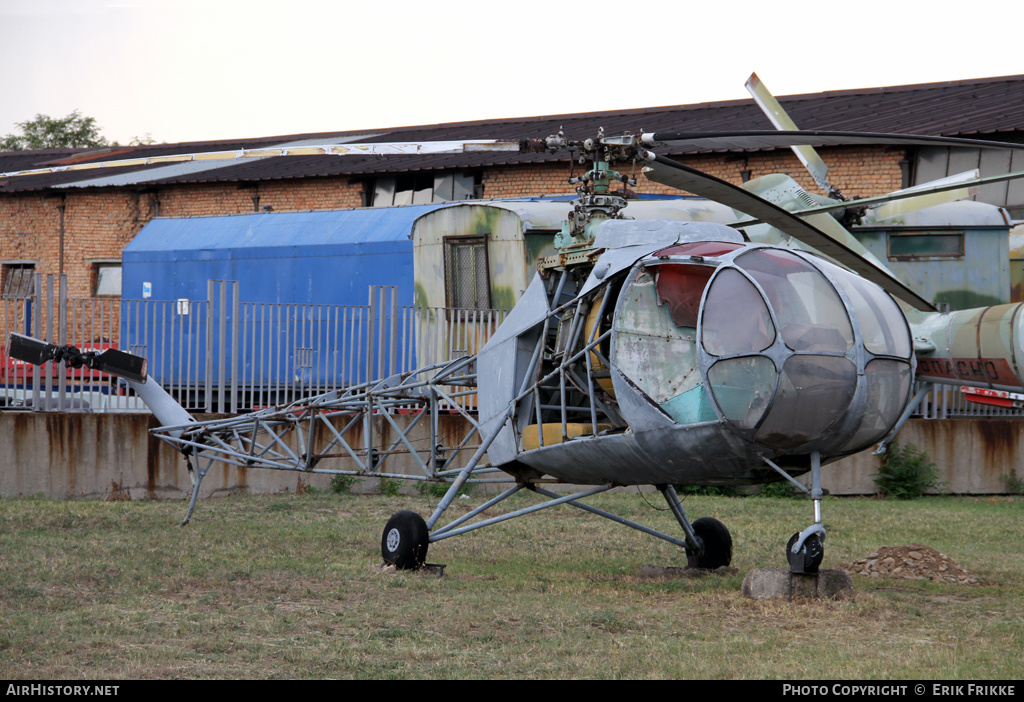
xmin=1 ymin=110 xmax=110 ymax=150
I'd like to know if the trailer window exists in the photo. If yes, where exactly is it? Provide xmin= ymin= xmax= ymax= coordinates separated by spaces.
xmin=888 ymin=232 xmax=964 ymax=260
xmin=444 ymin=236 xmax=491 ymax=309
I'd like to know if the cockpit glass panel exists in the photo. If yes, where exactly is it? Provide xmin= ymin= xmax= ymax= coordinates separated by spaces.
xmin=753 ymin=355 xmax=857 ymax=449
xmin=707 ymin=356 xmax=777 ymax=430
xmin=822 ymin=264 xmax=913 ymax=358
xmin=655 ymin=264 xmax=715 ymax=328
xmin=614 ymin=267 xmax=704 ymax=405
xmin=839 ymin=359 xmax=913 ymax=453
xmin=701 ymin=269 xmax=776 ymax=356
xmin=736 ymin=249 xmax=853 ymax=353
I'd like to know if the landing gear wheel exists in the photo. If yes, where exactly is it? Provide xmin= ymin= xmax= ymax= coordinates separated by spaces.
xmin=381 ymin=510 xmax=429 ymax=570
xmin=686 ymin=517 xmax=732 ymax=570
xmin=786 ymin=532 xmax=824 ymax=574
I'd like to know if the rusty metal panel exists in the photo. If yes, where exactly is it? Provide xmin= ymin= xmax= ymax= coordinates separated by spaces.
xmin=1012 ymin=261 xmax=1024 ymax=303
xmin=979 ymin=148 xmax=1013 ymax=204
xmin=1009 ymin=150 xmax=1024 ymax=209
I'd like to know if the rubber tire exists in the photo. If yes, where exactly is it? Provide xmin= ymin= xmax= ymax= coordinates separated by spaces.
xmin=686 ymin=517 xmax=733 ymax=570
xmin=786 ymin=531 xmax=824 ymax=574
xmin=381 ymin=510 xmax=429 ymax=570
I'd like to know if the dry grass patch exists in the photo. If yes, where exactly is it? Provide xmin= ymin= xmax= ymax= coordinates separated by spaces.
xmin=1 ymin=492 xmax=1021 ymax=679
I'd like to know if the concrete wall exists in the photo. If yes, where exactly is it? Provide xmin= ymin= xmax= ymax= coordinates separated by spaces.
xmin=821 ymin=418 xmax=1024 ymax=495
xmin=0 ymin=412 xmax=339 ymax=501
xmin=1 ymin=412 xmax=1021 ymax=501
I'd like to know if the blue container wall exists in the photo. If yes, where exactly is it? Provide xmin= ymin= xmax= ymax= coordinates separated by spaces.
xmin=121 ymin=209 xmax=424 ymax=306
xmin=120 ymin=209 xmax=436 ymax=395
xmin=121 ymin=246 xmax=413 ymax=306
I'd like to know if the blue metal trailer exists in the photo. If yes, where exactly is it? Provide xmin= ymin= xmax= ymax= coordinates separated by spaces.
xmin=121 ymin=205 xmax=444 ymax=409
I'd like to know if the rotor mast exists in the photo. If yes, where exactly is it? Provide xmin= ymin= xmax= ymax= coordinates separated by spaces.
xmin=540 ymin=131 xmax=641 ymax=262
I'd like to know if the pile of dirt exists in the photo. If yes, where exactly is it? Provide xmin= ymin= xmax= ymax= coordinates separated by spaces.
xmin=838 ymin=544 xmax=979 ymax=585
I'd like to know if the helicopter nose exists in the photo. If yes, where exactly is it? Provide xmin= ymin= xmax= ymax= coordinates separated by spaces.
xmin=695 ymin=246 xmax=915 ymax=454
xmin=700 ymin=248 xmax=860 ymax=451
xmin=608 ymin=245 xmax=913 ymax=455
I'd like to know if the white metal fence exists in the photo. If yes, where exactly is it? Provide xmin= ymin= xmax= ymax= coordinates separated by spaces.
xmin=1 ymin=275 xmax=506 ymax=413
xmin=4 ymin=274 xmax=1024 ymax=419
xmin=914 ymin=383 xmax=1024 ymax=419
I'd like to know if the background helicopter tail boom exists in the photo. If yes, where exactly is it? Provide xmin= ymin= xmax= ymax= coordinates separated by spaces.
xmin=910 ymin=304 xmax=1024 ymax=392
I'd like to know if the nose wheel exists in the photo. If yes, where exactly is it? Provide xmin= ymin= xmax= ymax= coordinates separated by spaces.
xmin=787 ymin=529 xmax=825 ymax=574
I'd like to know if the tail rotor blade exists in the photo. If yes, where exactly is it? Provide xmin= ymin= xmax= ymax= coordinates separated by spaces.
xmin=7 ymin=333 xmax=57 ymax=366
xmin=91 ymin=348 xmax=149 ymax=384
xmin=6 ymin=332 xmax=148 ymax=383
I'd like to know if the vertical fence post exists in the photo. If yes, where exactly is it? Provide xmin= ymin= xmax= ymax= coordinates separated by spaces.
xmin=376 ymin=286 xmax=386 ymax=380
xmin=217 ymin=281 xmax=226 ymax=413
xmin=205 ymin=280 xmax=214 ymax=413
xmin=57 ymin=275 xmax=67 ymax=411
xmin=231 ymin=280 xmax=239 ymax=414
xmin=389 ymin=286 xmax=397 ymax=378
xmin=372 ymin=286 xmax=380 ymax=384
xmin=28 ymin=273 xmax=41 ymax=409
xmin=44 ymin=274 xmax=55 ymax=410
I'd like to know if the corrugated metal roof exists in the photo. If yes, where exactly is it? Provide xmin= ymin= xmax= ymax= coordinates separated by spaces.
xmin=124 ymin=204 xmax=442 ymax=257
xmin=5 ymin=74 xmax=1024 ymax=193
xmin=122 ymin=205 xmax=441 ymax=305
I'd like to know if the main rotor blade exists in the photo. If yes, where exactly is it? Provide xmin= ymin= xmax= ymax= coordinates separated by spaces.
xmin=641 ymin=154 xmax=934 ymax=310
xmin=640 ymin=130 xmax=1024 ymax=153
xmin=0 ymin=140 xmax=529 ymax=180
xmin=731 ymin=168 xmax=1024 ymax=225
xmin=745 ymin=73 xmax=833 ymax=194
xmin=866 ymin=170 xmax=979 ymax=221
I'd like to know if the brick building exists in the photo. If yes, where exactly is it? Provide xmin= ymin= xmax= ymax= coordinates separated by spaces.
xmin=2 ymin=74 xmax=1024 ymax=302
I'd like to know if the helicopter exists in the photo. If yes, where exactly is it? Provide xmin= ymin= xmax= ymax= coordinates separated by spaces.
xmin=7 ymin=76 xmax=1024 ymax=576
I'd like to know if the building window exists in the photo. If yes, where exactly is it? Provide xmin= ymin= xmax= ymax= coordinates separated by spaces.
xmin=372 ymin=171 xmax=479 ymax=207
xmin=92 ymin=262 xmax=122 ymax=296
xmin=2 ymin=264 xmax=35 ymax=299
xmin=887 ymin=232 xmax=965 ymax=261
xmin=444 ymin=236 xmax=490 ymax=309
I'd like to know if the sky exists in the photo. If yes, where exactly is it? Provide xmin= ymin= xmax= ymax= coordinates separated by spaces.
xmin=2 ymin=0 xmax=1023 ymax=147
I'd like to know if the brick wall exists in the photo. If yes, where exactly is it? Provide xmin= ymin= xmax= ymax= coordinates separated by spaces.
xmin=0 ymin=147 xmax=905 ymax=300
xmin=479 ymin=148 xmax=904 ymax=199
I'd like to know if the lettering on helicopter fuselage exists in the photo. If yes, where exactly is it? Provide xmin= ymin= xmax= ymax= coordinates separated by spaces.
xmin=916 ymin=357 xmax=1017 ymax=386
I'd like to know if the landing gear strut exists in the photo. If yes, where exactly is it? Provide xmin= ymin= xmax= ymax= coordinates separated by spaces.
xmin=659 ymin=485 xmax=733 ymax=569
xmin=764 ymin=452 xmax=827 ymax=575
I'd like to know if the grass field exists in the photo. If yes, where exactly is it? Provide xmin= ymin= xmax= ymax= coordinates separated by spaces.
xmin=1 ymin=490 xmax=1022 ymax=679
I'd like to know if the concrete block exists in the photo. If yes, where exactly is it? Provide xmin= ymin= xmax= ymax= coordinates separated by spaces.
xmin=741 ymin=568 xmax=855 ymax=601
